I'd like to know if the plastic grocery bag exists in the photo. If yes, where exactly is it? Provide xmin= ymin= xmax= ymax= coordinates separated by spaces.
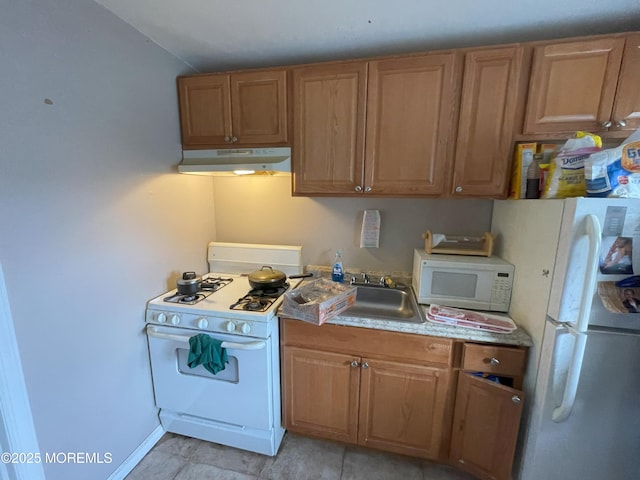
xmin=585 ymin=127 xmax=640 ymax=198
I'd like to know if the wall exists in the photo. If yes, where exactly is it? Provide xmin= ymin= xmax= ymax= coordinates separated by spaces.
xmin=0 ymin=1 xmax=215 ymax=479
xmin=212 ymin=176 xmax=493 ymax=273
xmin=491 ymin=200 xmax=564 ymax=478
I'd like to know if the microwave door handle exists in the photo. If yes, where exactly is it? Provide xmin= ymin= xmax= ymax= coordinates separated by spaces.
xmin=146 ymin=326 xmax=266 ymax=350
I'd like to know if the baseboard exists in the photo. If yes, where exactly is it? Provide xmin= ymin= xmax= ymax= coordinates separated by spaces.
xmin=106 ymin=425 xmax=165 ymax=480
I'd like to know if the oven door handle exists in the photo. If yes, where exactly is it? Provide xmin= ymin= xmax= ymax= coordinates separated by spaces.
xmin=146 ymin=326 xmax=266 ymax=350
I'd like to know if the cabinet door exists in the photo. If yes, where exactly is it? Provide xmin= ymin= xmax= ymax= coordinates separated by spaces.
xmin=523 ymin=37 xmax=625 ymax=134
xmin=364 ymin=54 xmax=459 ymax=196
xmin=282 ymin=346 xmax=360 ymax=443
xmin=611 ymin=33 xmax=640 ymax=132
xmin=357 ymin=358 xmax=450 ymax=460
xmin=178 ymin=74 xmax=232 ymax=147
xmin=452 ymin=47 xmax=527 ymax=197
xmin=450 ymin=373 xmax=523 ymax=480
xmin=230 ymin=70 xmax=288 ymax=145
xmin=292 ymin=62 xmax=367 ymax=195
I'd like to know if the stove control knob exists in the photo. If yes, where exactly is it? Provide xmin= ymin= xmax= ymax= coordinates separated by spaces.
xmin=225 ymin=321 xmax=236 ymax=332
xmin=169 ymin=314 xmax=181 ymax=325
xmin=239 ymin=322 xmax=251 ymax=334
xmin=156 ymin=313 xmax=167 ymax=323
xmin=196 ymin=317 xmax=209 ymax=329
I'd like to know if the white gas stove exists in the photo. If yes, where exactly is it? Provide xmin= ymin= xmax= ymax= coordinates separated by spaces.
xmin=145 ymin=242 xmax=303 ymax=456
xmin=146 ymin=273 xmax=289 ymax=339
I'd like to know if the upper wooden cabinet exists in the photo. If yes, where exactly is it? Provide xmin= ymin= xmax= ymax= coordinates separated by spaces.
xmin=178 ymin=69 xmax=288 ymax=148
xmin=175 ymin=30 xmax=640 ymax=195
xmin=292 ymin=54 xmax=460 ymax=196
xmin=452 ymin=46 xmax=529 ymax=197
xmin=523 ymin=34 xmax=640 ymax=135
xmin=291 ymin=61 xmax=367 ymax=194
xmin=612 ymin=33 xmax=640 ymax=132
xmin=364 ymin=55 xmax=459 ymax=196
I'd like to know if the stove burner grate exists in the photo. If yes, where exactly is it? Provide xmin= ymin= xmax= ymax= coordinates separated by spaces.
xmin=200 ymin=276 xmax=234 ymax=292
xmin=162 ymin=276 xmax=234 ymax=305
xmin=230 ymin=283 xmax=289 ymax=312
xmin=163 ymin=292 xmax=211 ymax=305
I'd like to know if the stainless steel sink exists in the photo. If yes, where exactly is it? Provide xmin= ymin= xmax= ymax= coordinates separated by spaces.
xmin=342 ymin=284 xmax=426 ymax=324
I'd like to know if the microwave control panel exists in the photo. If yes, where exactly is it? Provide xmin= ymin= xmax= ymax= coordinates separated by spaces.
xmin=490 ymin=271 xmax=513 ymax=307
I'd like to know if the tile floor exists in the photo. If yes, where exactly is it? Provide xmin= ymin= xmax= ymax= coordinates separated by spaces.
xmin=125 ymin=432 xmax=477 ymax=480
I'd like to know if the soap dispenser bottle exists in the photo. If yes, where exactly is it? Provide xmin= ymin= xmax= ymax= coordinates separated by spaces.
xmin=331 ymin=250 xmax=344 ymax=283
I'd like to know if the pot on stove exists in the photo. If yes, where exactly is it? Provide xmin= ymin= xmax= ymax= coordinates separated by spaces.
xmin=176 ymin=272 xmax=202 ymax=295
xmin=247 ymin=266 xmax=312 ymax=290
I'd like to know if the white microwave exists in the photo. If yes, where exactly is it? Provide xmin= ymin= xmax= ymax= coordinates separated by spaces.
xmin=412 ymin=249 xmax=514 ymax=312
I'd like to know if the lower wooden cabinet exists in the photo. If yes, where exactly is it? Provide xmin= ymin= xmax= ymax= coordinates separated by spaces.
xmin=357 ymin=358 xmax=450 ymax=459
xmin=449 ymin=343 xmax=527 ymax=480
xmin=283 ymin=347 xmax=359 ymax=443
xmin=449 ymin=373 xmax=524 ymax=480
xmin=281 ymin=319 xmax=453 ymax=460
xmin=280 ymin=319 xmax=528 ymax=478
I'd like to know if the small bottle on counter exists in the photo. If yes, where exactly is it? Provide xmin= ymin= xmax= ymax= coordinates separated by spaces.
xmin=525 ymin=153 xmax=543 ymax=199
xmin=331 ymin=250 xmax=344 ymax=283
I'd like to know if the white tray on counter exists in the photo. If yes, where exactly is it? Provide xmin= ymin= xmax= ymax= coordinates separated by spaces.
xmin=426 ymin=304 xmax=516 ymax=334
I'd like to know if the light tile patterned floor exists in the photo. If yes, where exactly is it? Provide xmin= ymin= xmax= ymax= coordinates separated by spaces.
xmin=125 ymin=432 xmax=476 ymax=480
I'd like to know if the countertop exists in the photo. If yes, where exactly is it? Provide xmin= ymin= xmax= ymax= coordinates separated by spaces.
xmin=326 ymin=307 xmax=533 ymax=347
xmin=284 ymin=267 xmax=533 ymax=347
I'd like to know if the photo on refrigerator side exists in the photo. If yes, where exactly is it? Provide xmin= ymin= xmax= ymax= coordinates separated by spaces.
xmin=599 ymin=236 xmax=633 ymax=274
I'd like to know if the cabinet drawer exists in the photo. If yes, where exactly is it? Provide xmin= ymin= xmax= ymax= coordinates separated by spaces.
xmin=281 ymin=319 xmax=454 ymax=366
xmin=462 ymin=344 xmax=526 ymax=377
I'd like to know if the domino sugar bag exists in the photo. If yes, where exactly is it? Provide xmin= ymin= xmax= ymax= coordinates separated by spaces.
xmin=585 ymin=127 xmax=640 ymax=198
xmin=541 ymin=132 xmax=601 ymax=199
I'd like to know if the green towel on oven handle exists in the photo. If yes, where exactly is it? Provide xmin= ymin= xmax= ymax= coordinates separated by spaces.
xmin=187 ymin=333 xmax=228 ymax=375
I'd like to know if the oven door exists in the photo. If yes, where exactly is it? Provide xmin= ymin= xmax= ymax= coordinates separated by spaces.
xmin=146 ymin=324 xmax=274 ymax=430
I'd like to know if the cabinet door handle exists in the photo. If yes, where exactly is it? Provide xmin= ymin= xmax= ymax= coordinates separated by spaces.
xmin=355 ymin=185 xmax=363 ymax=192
xmin=351 ymin=360 xmax=360 ymax=368
xmin=601 ymin=120 xmax=613 ymax=128
xmin=512 ymin=395 xmax=521 ymax=404
xmin=232 ymin=136 xmax=238 ymax=143
xmin=361 ymin=362 xmax=369 ymax=369
xmin=489 ymin=357 xmax=500 ymax=366
xmin=616 ymin=120 xmax=627 ymax=128
xmin=224 ymin=136 xmax=231 ymax=142
xmin=364 ymin=186 xmax=372 ymax=193
xmin=455 ymin=186 xmax=463 ymax=193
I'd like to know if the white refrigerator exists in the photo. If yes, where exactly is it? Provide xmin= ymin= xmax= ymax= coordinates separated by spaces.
xmin=492 ymin=197 xmax=640 ymax=480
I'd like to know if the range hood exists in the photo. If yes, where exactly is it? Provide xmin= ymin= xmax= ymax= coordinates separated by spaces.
xmin=178 ymin=147 xmax=291 ymax=176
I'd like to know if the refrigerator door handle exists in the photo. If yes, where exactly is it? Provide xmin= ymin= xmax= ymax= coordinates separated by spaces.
xmin=552 ymin=214 xmax=601 ymax=423
xmin=552 ymin=329 xmax=587 ymax=422
xmin=576 ymin=214 xmax=601 ymax=333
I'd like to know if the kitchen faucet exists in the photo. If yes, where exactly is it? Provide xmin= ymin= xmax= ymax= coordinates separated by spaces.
xmin=349 ymin=273 xmax=393 ymax=288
